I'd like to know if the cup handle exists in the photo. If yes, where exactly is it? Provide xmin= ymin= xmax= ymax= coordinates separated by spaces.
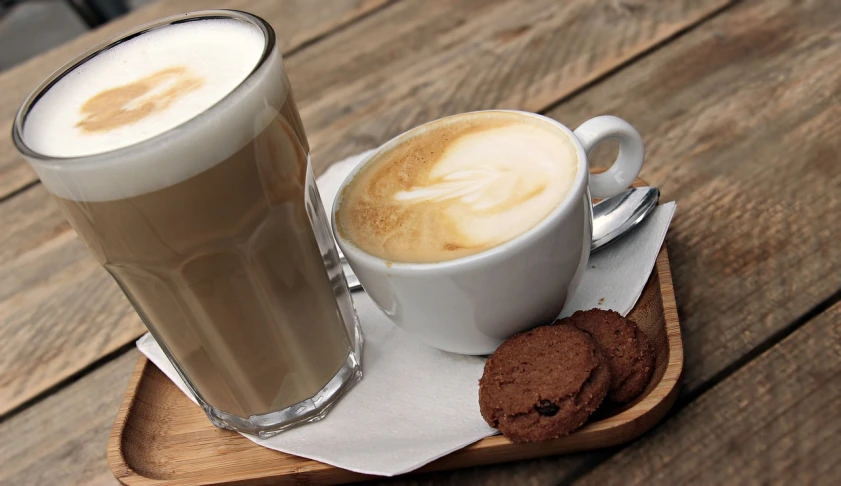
xmin=573 ymin=116 xmax=645 ymax=199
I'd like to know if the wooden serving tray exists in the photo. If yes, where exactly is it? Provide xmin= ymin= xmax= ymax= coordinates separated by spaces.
xmin=108 ymin=212 xmax=682 ymax=485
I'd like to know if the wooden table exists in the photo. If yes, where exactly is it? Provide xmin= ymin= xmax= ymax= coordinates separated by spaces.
xmin=1 ymin=0 xmax=839 ymax=484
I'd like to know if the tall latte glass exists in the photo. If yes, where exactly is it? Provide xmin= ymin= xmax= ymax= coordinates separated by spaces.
xmin=12 ymin=11 xmax=362 ymax=437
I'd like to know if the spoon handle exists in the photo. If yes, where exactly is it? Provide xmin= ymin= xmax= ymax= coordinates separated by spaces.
xmin=591 ymin=187 xmax=660 ymax=253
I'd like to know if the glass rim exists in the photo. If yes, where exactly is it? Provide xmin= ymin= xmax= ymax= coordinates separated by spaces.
xmin=12 ymin=9 xmax=276 ymax=165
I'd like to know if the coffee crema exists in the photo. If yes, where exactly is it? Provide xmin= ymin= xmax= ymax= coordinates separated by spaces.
xmin=338 ymin=112 xmax=579 ymax=263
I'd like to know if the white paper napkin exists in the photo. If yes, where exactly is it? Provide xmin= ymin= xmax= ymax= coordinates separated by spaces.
xmin=136 ymin=151 xmax=675 ymax=477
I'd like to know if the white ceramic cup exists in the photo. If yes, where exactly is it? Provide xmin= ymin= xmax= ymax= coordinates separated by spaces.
xmin=333 ymin=110 xmax=644 ymax=355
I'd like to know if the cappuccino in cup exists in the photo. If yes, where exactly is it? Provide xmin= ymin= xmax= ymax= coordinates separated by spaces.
xmin=337 ymin=111 xmax=579 ymax=263
xmin=334 ymin=110 xmax=644 ymax=355
xmin=14 ymin=11 xmax=361 ymax=436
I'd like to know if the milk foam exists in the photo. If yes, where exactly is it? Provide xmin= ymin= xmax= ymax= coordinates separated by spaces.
xmin=21 ymin=17 xmax=287 ymax=202
xmin=339 ymin=113 xmax=580 ymax=263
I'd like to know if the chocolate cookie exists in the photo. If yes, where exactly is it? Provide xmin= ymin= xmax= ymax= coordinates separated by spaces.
xmin=564 ymin=309 xmax=654 ymax=404
xmin=478 ymin=324 xmax=610 ymax=443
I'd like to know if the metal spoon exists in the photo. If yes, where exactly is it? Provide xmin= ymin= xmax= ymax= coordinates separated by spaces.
xmin=339 ymin=186 xmax=660 ymax=291
xmin=591 ymin=186 xmax=660 ymax=252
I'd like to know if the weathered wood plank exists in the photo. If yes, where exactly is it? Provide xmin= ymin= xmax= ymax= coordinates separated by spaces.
xmin=0 ymin=350 xmax=138 ymax=486
xmin=0 ymin=0 xmax=390 ymax=199
xmin=547 ymin=0 xmax=841 ymax=394
xmin=574 ymin=302 xmax=841 ymax=485
xmin=0 ymin=0 xmax=731 ymax=417
xmin=289 ymin=0 xmax=733 ymax=174
xmin=0 ymin=185 xmax=138 ymax=418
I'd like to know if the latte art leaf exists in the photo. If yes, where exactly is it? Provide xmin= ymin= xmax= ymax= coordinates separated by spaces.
xmin=394 ymin=166 xmax=547 ymax=212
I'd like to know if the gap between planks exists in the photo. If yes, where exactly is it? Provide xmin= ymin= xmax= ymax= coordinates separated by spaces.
xmin=281 ymin=0 xmax=400 ymax=59
xmin=0 ymin=179 xmax=39 ymax=205
xmin=536 ymin=0 xmax=743 ymax=119
xmin=0 ymin=340 xmax=136 ymax=426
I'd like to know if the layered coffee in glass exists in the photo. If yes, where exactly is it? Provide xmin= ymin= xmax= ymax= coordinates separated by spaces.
xmin=12 ymin=10 xmax=362 ymax=437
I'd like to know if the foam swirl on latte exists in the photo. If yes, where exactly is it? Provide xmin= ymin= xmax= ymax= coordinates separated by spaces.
xmin=338 ymin=112 xmax=579 ymax=263
xmin=21 ymin=19 xmax=276 ymax=202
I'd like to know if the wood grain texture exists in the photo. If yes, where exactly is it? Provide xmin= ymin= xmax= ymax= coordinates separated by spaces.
xmin=0 ymin=0 xmax=388 ymax=417
xmin=574 ymin=301 xmax=841 ymax=486
xmin=107 ymin=242 xmax=680 ymax=485
xmin=287 ymin=0 xmax=733 ymax=175
xmin=0 ymin=185 xmax=139 ymax=416
xmin=0 ymin=350 xmax=138 ymax=486
xmin=546 ymin=0 xmax=841 ymax=394
xmin=0 ymin=0 xmax=729 ymax=418
xmin=0 ymin=0 xmax=389 ymax=199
